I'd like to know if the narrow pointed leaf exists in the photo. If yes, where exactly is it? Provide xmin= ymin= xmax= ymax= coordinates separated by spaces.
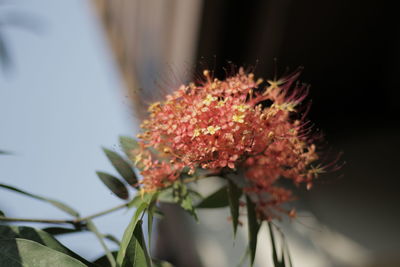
xmin=127 ymin=195 xmax=142 ymax=209
xmin=103 ymin=234 xmax=121 ymax=246
xmin=119 ymin=136 xmax=140 ymax=159
xmin=268 ymin=222 xmax=280 ymax=267
xmin=246 ymin=196 xmax=260 ymax=266
xmin=87 ymin=220 xmax=116 ymax=267
xmin=0 ymin=238 xmax=87 ymax=267
xmin=117 ymin=202 xmax=148 ymax=265
xmin=93 ymin=251 xmax=118 ymax=267
xmin=0 ymin=34 xmax=12 ymax=71
xmin=0 ymin=183 xmax=79 ymax=217
xmin=121 ymin=220 xmax=152 ymax=267
xmin=284 ymin=240 xmax=293 ymax=267
xmin=42 ymin=227 xmax=81 ymax=236
xmin=176 ymin=183 xmax=198 ymax=221
xmin=0 ymin=225 xmax=91 ymax=265
xmin=96 ymin=171 xmax=129 ymax=200
xmin=147 ymin=193 xmax=158 ymax=251
xmin=0 ymin=150 xmax=12 ymax=155
xmin=103 ymin=148 xmax=138 ymax=187
xmin=227 ymin=180 xmax=242 ymax=236
xmin=196 ymin=186 xmax=229 ymax=208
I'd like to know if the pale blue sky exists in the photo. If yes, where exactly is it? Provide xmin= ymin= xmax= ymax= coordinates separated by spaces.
xmin=0 ymin=0 xmax=139 ymax=260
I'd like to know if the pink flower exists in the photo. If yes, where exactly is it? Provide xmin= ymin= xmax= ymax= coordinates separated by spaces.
xmin=136 ymin=67 xmax=326 ymax=218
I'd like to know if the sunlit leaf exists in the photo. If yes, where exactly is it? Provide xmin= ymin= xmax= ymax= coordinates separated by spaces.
xmin=127 ymin=195 xmax=142 ymax=209
xmin=0 ymin=238 xmax=87 ymax=267
xmin=227 ymin=180 xmax=242 ymax=236
xmin=103 ymin=148 xmax=138 ymax=187
xmin=121 ymin=220 xmax=152 ymax=267
xmin=0 ymin=183 xmax=79 ymax=217
xmin=0 ymin=225 xmax=91 ymax=265
xmin=117 ymin=202 xmax=148 ymax=266
xmin=246 ymin=196 xmax=260 ymax=266
xmin=96 ymin=171 xmax=129 ymax=200
xmin=196 ymin=185 xmax=229 ymax=208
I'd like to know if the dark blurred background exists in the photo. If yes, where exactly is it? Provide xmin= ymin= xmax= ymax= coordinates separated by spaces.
xmin=194 ymin=1 xmax=400 ymax=266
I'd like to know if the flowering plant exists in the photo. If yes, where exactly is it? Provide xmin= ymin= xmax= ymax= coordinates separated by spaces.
xmin=0 ymin=67 xmax=330 ymax=267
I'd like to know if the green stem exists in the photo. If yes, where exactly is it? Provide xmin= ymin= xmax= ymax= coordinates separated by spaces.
xmin=0 ymin=201 xmax=132 ymax=226
xmin=0 ymin=216 xmax=74 ymax=225
xmin=75 ymin=202 xmax=129 ymax=223
xmin=0 ymin=172 xmax=219 ymax=226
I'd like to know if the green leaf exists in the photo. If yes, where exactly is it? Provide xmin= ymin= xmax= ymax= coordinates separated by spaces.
xmin=127 ymin=195 xmax=142 ymax=209
xmin=196 ymin=185 xmax=229 ymax=208
xmin=0 ymin=238 xmax=87 ymax=267
xmin=87 ymin=220 xmax=116 ymax=267
xmin=284 ymin=240 xmax=293 ymax=267
xmin=96 ymin=171 xmax=129 ymax=200
xmin=0 ymin=225 xmax=91 ymax=265
xmin=268 ymin=223 xmax=280 ymax=267
xmin=0 ymin=183 xmax=79 ymax=217
xmin=93 ymin=251 xmax=118 ymax=267
xmin=174 ymin=182 xmax=198 ymax=220
xmin=103 ymin=234 xmax=121 ymax=246
xmin=117 ymin=202 xmax=148 ymax=266
xmin=152 ymin=259 xmax=174 ymax=267
xmin=41 ymin=227 xmax=82 ymax=236
xmin=246 ymin=196 xmax=260 ymax=266
xmin=121 ymin=220 xmax=152 ymax=267
xmin=0 ymin=150 xmax=12 ymax=155
xmin=268 ymin=223 xmax=290 ymax=267
xmin=103 ymin=148 xmax=138 ymax=187
xmin=227 ymin=180 xmax=242 ymax=236
xmin=0 ymin=33 xmax=12 ymax=71
xmin=0 ymin=210 xmax=4 ymax=216
xmin=119 ymin=136 xmax=140 ymax=159
xmin=157 ymin=188 xmax=175 ymax=203
xmin=147 ymin=193 xmax=158 ymax=251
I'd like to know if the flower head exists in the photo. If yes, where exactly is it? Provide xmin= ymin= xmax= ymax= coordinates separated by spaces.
xmin=135 ymin=67 xmax=325 ymax=219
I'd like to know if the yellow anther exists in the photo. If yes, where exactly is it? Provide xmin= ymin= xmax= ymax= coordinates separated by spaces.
xmin=148 ymin=101 xmax=161 ymax=112
xmin=203 ymin=94 xmax=217 ymax=106
xmin=134 ymin=153 xmax=142 ymax=165
xmin=233 ymin=104 xmax=248 ymax=112
xmin=267 ymin=80 xmax=281 ymax=88
xmin=232 ymin=114 xmax=245 ymax=123
xmin=268 ymin=131 xmax=274 ymax=138
xmin=192 ymin=128 xmax=201 ymax=139
xmin=205 ymin=125 xmax=220 ymax=135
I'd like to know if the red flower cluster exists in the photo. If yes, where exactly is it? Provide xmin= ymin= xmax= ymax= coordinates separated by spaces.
xmin=135 ymin=68 xmax=324 ymax=217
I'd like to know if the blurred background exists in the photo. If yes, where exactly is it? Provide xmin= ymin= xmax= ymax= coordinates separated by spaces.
xmin=1 ymin=0 xmax=399 ymax=266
